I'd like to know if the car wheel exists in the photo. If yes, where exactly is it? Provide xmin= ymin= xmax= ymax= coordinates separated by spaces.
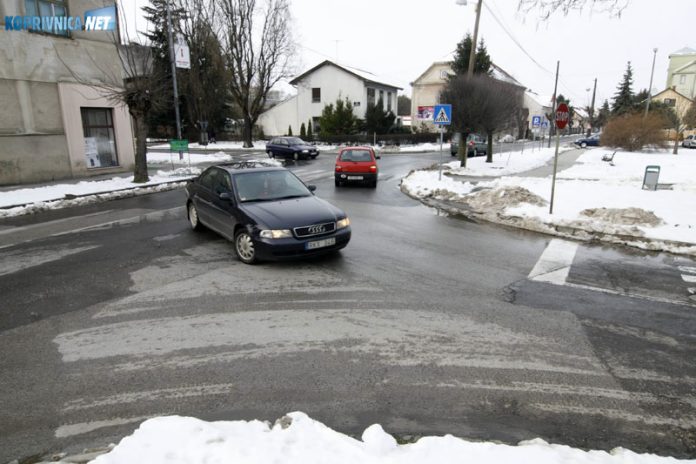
xmin=293 ymin=152 xmax=299 ymax=161
xmin=581 ymin=142 xmax=587 ymax=148
xmin=310 ymin=155 xmax=318 ymax=159
xmin=234 ymin=229 xmax=257 ymax=264
xmin=335 ymin=179 xmax=341 ymax=187
xmin=267 ymin=150 xmax=275 ymax=159
xmin=188 ymin=202 xmax=202 ymax=231
xmin=370 ymin=180 xmax=377 ymax=188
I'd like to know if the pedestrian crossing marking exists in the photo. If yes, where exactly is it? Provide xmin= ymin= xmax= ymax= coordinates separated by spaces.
xmin=435 ymin=107 xmax=450 ymax=123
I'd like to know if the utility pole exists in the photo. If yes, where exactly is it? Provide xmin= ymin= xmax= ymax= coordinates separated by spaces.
xmin=588 ymin=78 xmax=596 ymax=136
xmin=165 ymin=0 xmax=183 ymax=160
xmin=645 ymin=48 xmax=658 ymax=118
xmin=548 ymin=60 xmax=559 ymax=148
xmin=467 ymin=0 xmax=483 ymax=77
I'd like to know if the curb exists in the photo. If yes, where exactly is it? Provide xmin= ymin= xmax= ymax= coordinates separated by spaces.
xmin=0 ymin=179 xmax=192 ymax=213
xmin=400 ymin=183 xmax=696 ymax=257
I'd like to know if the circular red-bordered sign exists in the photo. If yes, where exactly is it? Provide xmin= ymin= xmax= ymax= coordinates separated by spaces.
xmin=555 ymin=103 xmax=569 ymax=129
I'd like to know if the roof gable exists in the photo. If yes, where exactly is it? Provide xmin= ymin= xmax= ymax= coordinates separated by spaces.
xmin=673 ymin=60 xmax=696 ymax=74
xmin=289 ymin=60 xmax=402 ymax=90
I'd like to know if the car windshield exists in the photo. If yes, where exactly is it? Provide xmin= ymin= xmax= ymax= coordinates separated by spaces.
xmin=233 ymin=170 xmax=311 ymax=202
xmin=340 ymin=150 xmax=372 ymax=162
xmin=284 ymin=137 xmax=305 ymax=145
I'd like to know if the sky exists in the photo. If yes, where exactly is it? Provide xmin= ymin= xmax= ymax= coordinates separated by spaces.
xmin=122 ymin=0 xmax=695 ymax=108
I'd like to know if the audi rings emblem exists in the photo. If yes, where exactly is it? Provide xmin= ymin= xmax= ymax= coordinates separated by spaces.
xmin=308 ymin=224 xmax=326 ymax=234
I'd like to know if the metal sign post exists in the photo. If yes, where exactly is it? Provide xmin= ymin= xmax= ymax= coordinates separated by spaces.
xmin=549 ymin=103 xmax=569 ymax=214
xmin=433 ymin=104 xmax=452 ymax=181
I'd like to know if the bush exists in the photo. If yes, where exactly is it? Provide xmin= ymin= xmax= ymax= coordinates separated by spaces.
xmin=601 ymin=112 xmax=667 ymax=151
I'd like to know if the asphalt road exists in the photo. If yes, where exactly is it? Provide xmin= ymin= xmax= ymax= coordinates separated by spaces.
xmin=1 ymin=150 xmax=695 ymax=462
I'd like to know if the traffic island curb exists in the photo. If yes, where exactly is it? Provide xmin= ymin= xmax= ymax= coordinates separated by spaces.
xmin=400 ymin=183 xmax=696 ymax=257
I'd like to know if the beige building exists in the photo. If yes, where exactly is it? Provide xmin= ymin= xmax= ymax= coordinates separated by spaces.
xmin=666 ymin=47 xmax=696 ymax=101
xmin=0 ymin=0 xmax=135 ymax=186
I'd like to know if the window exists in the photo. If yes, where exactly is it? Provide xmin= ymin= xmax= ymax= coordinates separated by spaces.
xmin=199 ymin=168 xmax=217 ymax=190
xmin=312 ymin=88 xmax=321 ymax=103
xmin=387 ymin=92 xmax=392 ymax=112
xmin=664 ymin=98 xmax=676 ymax=107
xmin=81 ymin=108 xmax=119 ymax=168
xmin=367 ymin=88 xmax=375 ymax=106
xmin=440 ymin=70 xmax=449 ymax=80
xmin=25 ymin=0 xmax=69 ymax=37
xmin=353 ymin=101 xmax=361 ymax=107
xmin=379 ymin=90 xmax=384 ymax=104
xmin=680 ymin=75 xmax=687 ymax=85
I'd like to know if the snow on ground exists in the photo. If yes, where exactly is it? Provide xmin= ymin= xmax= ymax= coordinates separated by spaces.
xmin=446 ymin=145 xmax=574 ymax=177
xmin=399 ymin=142 xmax=452 ymax=153
xmin=90 ymin=412 xmax=692 ymax=464
xmin=147 ymin=151 xmax=235 ymax=165
xmin=401 ymin=147 xmax=696 ymax=255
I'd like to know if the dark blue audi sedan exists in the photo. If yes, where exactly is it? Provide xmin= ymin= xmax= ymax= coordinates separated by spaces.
xmin=185 ymin=162 xmax=351 ymax=264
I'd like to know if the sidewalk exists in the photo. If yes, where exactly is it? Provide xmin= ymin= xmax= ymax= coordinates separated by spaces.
xmin=400 ymin=146 xmax=696 ymax=256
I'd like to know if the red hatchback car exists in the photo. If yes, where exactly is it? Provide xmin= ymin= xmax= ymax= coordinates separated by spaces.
xmin=334 ymin=146 xmax=380 ymax=188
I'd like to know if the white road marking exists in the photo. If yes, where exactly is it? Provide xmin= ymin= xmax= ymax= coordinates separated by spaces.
xmin=528 ymin=239 xmax=578 ymax=285
xmin=55 ymin=415 xmax=154 ymax=438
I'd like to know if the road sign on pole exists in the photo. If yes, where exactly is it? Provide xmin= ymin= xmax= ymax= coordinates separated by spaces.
xmin=433 ymin=104 xmax=452 ymax=126
xmin=555 ymin=103 xmax=570 ymax=130
xmin=532 ymin=115 xmax=541 ymax=128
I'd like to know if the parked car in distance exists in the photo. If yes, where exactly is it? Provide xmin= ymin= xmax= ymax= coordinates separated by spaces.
xmin=335 ymin=146 xmax=380 ymax=188
xmin=185 ymin=162 xmax=351 ymax=264
xmin=574 ymin=134 xmax=601 ymax=148
xmin=500 ymin=134 xmax=515 ymax=143
xmin=682 ymin=134 xmax=696 ymax=148
xmin=266 ymin=136 xmax=319 ymax=160
xmin=451 ymin=133 xmax=488 ymax=157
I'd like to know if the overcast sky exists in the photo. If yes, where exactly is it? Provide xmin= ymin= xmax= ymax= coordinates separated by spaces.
xmin=124 ymin=0 xmax=694 ymax=108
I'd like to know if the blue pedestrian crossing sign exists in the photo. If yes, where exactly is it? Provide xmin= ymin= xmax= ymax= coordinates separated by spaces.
xmin=433 ymin=104 xmax=452 ymax=125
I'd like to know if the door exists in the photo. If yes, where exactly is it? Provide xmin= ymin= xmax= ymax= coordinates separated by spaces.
xmin=209 ymin=170 xmax=238 ymax=239
xmin=194 ymin=168 xmax=218 ymax=225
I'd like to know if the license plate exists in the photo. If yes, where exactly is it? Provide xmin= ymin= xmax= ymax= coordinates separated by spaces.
xmin=347 ymin=176 xmax=363 ymax=180
xmin=306 ymin=237 xmax=336 ymax=250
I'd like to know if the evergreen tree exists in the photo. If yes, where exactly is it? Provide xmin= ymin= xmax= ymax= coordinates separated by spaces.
xmin=612 ymin=62 xmax=635 ymax=116
xmin=451 ymin=34 xmax=492 ymax=76
xmin=364 ymin=98 xmax=396 ymax=134
xmin=319 ymin=97 xmax=359 ymax=135
xmin=307 ymin=120 xmax=313 ymax=139
xmin=288 ymin=125 xmax=293 ymax=136
xmin=300 ymin=123 xmax=306 ymax=138
xmin=141 ymin=0 xmax=186 ymax=136
xmin=397 ymin=95 xmax=411 ymax=116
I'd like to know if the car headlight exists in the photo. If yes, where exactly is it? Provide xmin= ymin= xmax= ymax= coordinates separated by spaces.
xmin=259 ymin=229 xmax=293 ymax=239
xmin=336 ymin=217 xmax=350 ymax=229
xmin=302 ymin=150 xmax=309 ymax=153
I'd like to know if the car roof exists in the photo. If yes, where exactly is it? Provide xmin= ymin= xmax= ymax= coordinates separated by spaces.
xmin=213 ymin=162 xmax=286 ymax=174
xmin=339 ymin=146 xmax=374 ymax=151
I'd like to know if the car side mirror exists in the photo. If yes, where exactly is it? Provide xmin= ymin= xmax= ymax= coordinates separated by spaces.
xmin=375 ymin=155 xmax=381 ymax=159
xmin=307 ymin=185 xmax=317 ymax=192
xmin=219 ymin=192 xmax=234 ymax=202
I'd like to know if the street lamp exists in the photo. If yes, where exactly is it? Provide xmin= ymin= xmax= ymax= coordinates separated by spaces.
xmin=645 ymin=48 xmax=658 ymax=118
xmin=456 ymin=0 xmax=483 ymax=77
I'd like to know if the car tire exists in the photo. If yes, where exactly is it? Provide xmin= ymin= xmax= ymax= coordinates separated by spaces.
xmin=370 ymin=180 xmax=377 ymax=188
xmin=310 ymin=155 xmax=318 ymax=159
xmin=234 ymin=229 xmax=257 ymax=264
xmin=188 ymin=202 xmax=203 ymax=231
xmin=267 ymin=150 xmax=273 ymax=158
xmin=335 ymin=179 xmax=341 ymax=187
xmin=293 ymin=152 xmax=299 ymax=161
xmin=581 ymin=142 xmax=587 ymax=148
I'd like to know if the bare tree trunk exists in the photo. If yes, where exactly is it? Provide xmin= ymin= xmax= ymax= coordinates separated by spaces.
xmin=458 ymin=131 xmax=468 ymax=168
xmin=133 ymin=114 xmax=150 ymax=183
xmin=486 ymin=130 xmax=494 ymax=163
xmin=673 ymin=137 xmax=679 ymax=155
xmin=243 ymin=118 xmax=254 ymax=148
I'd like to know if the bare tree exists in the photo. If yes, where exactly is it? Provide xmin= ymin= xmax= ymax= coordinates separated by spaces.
xmin=55 ymin=2 xmax=168 ymax=182
xmin=441 ymin=74 xmax=522 ymax=166
xmin=518 ymin=0 xmax=629 ymax=19
xmin=217 ymin=0 xmax=295 ymax=147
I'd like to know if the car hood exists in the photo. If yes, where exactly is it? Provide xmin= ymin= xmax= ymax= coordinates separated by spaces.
xmin=240 ymin=195 xmax=343 ymax=229
xmin=291 ymin=144 xmax=318 ymax=151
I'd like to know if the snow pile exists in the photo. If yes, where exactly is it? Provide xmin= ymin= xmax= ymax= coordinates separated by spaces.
xmin=147 ymin=151 xmax=235 ymax=165
xmin=399 ymin=142 xmax=451 ymax=153
xmin=90 ymin=412 xmax=691 ymax=464
xmin=401 ymin=148 xmax=696 ymax=255
xmin=446 ymin=146 xmax=573 ymax=177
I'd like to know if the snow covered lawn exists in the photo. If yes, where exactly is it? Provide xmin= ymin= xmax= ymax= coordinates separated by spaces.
xmin=401 ymin=148 xmax=696 ymax=255
xmin=147 ymin=151 xmax=235 ymax=165
xmin=90 ymin=412 xmax=692 ymax=464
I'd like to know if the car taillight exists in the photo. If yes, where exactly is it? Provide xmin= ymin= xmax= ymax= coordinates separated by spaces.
xmin=469 ymin=141 xmax=474 ymax=146
xmin=335 ymin=165 xmax=342 ymax=172
xmin=370 ymin=165 xmax=377 ymax=171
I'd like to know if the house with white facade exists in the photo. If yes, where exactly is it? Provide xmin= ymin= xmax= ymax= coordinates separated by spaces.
xmin=410 ymin=61 xmax=537 ymax=136
xmin=666 ymin=47 xmax=696 ymax=100
xmin=257 ymin=60 xmax=401 ymax=136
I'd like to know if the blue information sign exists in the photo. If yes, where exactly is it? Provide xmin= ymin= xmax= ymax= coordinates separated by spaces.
xmin=433 ymin=104 xmax=452 ymax=126
xmin=532 ymin=115 xmax=541 ymax=128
